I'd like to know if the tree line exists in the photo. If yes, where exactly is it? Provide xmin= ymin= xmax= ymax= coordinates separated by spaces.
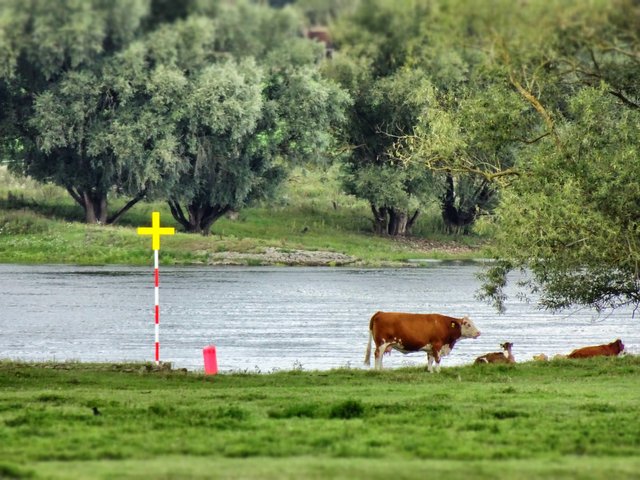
xmin=2 ymin=0 xmax=640 ymax=313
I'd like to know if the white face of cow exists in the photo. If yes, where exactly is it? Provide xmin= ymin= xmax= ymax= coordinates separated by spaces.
xmin=460 ymin=316 xmax=480 ymax=338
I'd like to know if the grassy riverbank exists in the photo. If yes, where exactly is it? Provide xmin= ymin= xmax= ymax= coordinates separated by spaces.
xmin=0 ymin=166 xmax=484 ymax=266
xmin=1 ymin=358 xmax=639 ymax=479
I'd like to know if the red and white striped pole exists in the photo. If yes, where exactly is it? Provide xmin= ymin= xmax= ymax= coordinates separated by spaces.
xmin=138 ymin=212 xmax=175 ymax=365
xmin=154 ymin=249 xmax=160 ymax=363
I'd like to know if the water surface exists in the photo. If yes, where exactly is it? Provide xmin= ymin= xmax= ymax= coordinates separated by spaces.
xmin=0 ymin=264 xmax=636 ymax=372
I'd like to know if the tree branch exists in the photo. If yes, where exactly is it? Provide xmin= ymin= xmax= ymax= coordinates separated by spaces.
xmin=107 ymin=188 xmax=147 ymax=225
xmin=608 ymin=90 xmax=640 ymax=109
xmin=168 ymin=199 xmax=190 ymax=230
xmin=512 ymin=132 xmax=552 ymax=144
xmin=509 ymin=73 xmax=560 ymax=147
xmin=65 ymin=185 xmax=84 ymax=208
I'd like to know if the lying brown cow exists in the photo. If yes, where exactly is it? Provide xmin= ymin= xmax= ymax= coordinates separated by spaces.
xmin=475 ymin=342 xmax=515 ymax=364
xmin=568 ymin=339 xmax=624 ymax=359
xmin=364 ymin=311 xmax=481 ymax=372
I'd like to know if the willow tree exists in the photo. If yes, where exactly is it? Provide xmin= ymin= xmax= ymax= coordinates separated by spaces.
xmin=390 ymin=0 xmax=640 ymax=312
xmin=328 ymin=0 xmax=518 ymax=235
xmin=0 ymin=0 xmax=166 ymax=224
xmin=328 ymin=60 xmax=437 ymax=235
xmin=479 ymin=87 xmax=640 ymax=312
xmin=474 ymin=0 xmax=640 ymax=313
xmin=140 ymin=6 xmax=350 ymax=234
xmin=325 ymin=0 xmax=441 ymax=236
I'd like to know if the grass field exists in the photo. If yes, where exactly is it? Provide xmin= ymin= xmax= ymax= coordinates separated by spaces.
xmin=0 ymin=166 xmax=484 ymax=266
xmin=1 ymin=358 xmax=639 ymax=479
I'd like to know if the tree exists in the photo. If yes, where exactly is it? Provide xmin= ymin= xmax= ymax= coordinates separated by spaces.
xmin=0 ymin=0 xmax=177 ymax=224
xmin=144 ymin=6 xmax=350 ymax=234
xmin=479 ymin=87 xmax=640 ymax=313
xmin=328 ymin=0 xmax=519 ymax=236
xmin=329 ymin=61 xmax=437 ymax=235
xmin=408 ymin=0 xmax=640 ymax=312
xmin=325 ymin=0 xmax=443 ymax=236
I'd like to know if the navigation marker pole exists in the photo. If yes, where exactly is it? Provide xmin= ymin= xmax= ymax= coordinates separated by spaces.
xmin=137 ymin=212 xmax=175 ymax=365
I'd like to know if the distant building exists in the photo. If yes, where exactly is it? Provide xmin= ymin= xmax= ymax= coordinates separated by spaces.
xmin=305 ymin=26 xmax=334 ymax=58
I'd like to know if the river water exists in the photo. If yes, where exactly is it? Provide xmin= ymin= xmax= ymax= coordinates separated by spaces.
xmin=0 ymin=264 xmax=636 ymax=372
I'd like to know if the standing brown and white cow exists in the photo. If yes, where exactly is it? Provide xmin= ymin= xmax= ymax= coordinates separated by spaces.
xmin=364 ymin=311 xmax=481 ymax=372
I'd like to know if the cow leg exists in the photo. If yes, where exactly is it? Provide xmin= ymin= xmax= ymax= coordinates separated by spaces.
xmin=431 ymin=343 xmax=443 ymax=373
xmin=426 ymin=353 xmax=435 ymax=373
xmin=374 ymin=342 xmax=390 ymax=370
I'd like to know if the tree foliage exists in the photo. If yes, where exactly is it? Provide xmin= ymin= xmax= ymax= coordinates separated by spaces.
xmin=150 ymin=6 xmax=349 ymax=234
xmin=479 ymin=86 xmax=640 ymax=312
xmin=326 ymin=1 xmax=440 ymax=236
xmin=329 ymin=0 xmax=515 ymax=235
xmin=407 ymin=0 xmax=640 ymax=312
xmin=1 ymin=0 xmax=349 ymax=231
xmin=0 ymin=0 xmax=158 ymax=223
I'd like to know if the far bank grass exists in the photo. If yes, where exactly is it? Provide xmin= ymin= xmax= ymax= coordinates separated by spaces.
xmin=1 ymin=358 xmax=639 ymax=479
xmin=0 ymin=166 xmax=484 ymax=265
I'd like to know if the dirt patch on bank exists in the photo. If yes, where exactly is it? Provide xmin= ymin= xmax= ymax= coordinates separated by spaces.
xmin=206 ymin=238 xmax=481 ymax=267
xmin=391 ymin=237 xmax=479 ymax=256
xmin=208 ymin=247 xmax=357 ymax=266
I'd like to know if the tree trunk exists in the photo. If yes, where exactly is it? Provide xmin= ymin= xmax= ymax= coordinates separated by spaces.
xmin=65 ymin=187 xmax=108 ymax=224
xmin=371 ymin=205 xmax=389 ymax=235
xmin=441 ymin=174 xmax=460 ymax=233
xmin=441 ymin=174 xmax=494 ymax=234
xmin=388 ymin=209 xmax=408 ymax=236
xmin=168 ymin=199 xmax=231 ymax=235
xmin=66 ymin=185 xmax=144 ymax=225
xmin=406 ymin=209 xmax=420 ymax=233
xmin=371 ymin=205 xmax=419 ymax=236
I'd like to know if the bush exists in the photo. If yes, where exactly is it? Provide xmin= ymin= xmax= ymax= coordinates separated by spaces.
xmin=329 ymin=399 xmax=365 ymax=419
xmin=0 ymin=211 xmax=50 ymax=235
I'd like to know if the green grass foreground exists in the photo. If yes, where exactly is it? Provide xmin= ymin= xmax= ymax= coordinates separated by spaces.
xmin=1 ymin=358 xmax=639 ymax=479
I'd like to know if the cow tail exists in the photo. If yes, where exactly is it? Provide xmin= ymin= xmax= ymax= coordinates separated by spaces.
xmin=364 ymin=330 xmax=372 ymax=366
xmin=364 ymin=311 xmax=381 ymax=366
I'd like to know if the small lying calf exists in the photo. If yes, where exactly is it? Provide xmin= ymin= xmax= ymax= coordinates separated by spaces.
xmin=567 ymin=339 xmax=624 ymax=359
xmin=475 ymin=342 xmax=515 ymax=364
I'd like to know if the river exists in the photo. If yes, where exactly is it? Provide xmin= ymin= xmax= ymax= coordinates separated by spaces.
xmin=0 ymin=263 xmax=636 ymax=372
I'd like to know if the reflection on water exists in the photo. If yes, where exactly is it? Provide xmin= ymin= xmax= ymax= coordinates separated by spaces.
xmin=0 ymin=264 xmax=636 ymax=372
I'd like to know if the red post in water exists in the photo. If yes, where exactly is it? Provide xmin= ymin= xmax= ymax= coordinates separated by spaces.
xmin=203 ymin=345 xmax=218 ymax=375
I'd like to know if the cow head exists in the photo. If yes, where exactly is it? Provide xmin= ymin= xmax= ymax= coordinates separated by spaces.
xmin=501 ymin=342 xmax=513 ymax=352
xmin=613 ymin=339 xmax=625 ymax=354
xmin=459 ymin=316 xmax=480 ymax=338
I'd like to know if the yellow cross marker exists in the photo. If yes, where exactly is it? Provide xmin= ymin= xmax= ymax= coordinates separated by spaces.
xmin=137 ymin=212 xmax=175 ymax=250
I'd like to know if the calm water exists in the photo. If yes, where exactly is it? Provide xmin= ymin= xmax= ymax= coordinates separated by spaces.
xmin=0 ymin=264 xmax=637 ymax=372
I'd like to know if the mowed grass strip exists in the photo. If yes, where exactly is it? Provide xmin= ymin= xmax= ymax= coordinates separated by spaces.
xmin=1 ymin=357 xmax=639 ymax=479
